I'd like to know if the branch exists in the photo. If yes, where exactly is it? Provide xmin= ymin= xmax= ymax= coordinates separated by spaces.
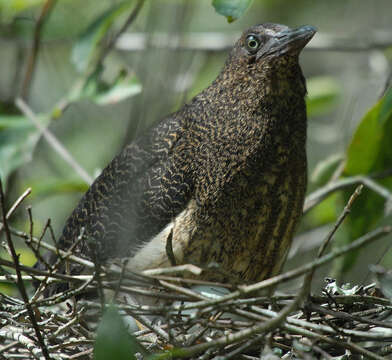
xmin=97 ymin=0 xmax=146 ymax=67
xmin=303 ymin=185 xmax=363 ymax=291
xmin=0 ymin=179 xmax=50 ymax=360
xmin=115 ymin=31 xmax=392 ymax=52
xmin=304 ymin=174 xmax=392 ymax=213
xmin=20 ymin=0 xmax=57 ymax=100
xmin=15 ymin=97 xmax=93 ymax=184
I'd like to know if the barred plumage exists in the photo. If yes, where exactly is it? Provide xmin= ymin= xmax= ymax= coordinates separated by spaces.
xmin=37 ymin=23 xmax=315 ymax=288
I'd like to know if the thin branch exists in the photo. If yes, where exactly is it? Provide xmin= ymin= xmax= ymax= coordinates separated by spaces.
xmin=303 ymin=185 xmax=363 ymax=290
xmin=115 ymin=31 xmax=392 ymax=52
xmin=304 ymin=175 xmax=392 ymax=213
xmin=97 ymin=0 xmax=145 ymax=67
xmin=0 ymin=179 xmax=50 ymax=360
xmin=15 ymin=97 xmax=93 ymax=184
xmin=20 ymin=0 xmax=57 ymax=100
xmin=173 ymin=226 xmax=391 ymax=312
xmin=0 ymin=187 xmax=31 ymax=233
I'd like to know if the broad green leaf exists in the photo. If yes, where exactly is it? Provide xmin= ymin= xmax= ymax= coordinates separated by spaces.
xmin=345 ymin=87 xmax=392 ymax=176
xmin=306 ymin=76 xmax=340 ymax=117
xmin=71 ymin=1 xmax=133 ymax=72
xmin=333 ymin=87 xmax=392 ymax=275
xmin=94 ymin=305 xmax=142 ymax=360
xmin=0 ymin=115 xmax=49 ymax=186
xmin=344 ymin=99 xmax=384 ymax=175
xmin=212 ymin=0 xmax=253 ymax=22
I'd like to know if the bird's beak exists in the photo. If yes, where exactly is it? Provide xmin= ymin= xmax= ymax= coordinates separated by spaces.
xmin=257 ymin=25 xmax=316 ymax=60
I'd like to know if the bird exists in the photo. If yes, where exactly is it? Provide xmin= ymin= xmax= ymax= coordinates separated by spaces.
xmin=36 ymin=23 xmax=316 ymax=291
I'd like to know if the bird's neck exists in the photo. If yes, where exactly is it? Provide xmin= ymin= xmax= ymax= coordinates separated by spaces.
xmin=191 ymin=60 xmax=307 ymax=145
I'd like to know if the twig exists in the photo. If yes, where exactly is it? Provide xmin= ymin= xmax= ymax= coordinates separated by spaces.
xmin=0 ymin=257 xmax=91 ymax=283
xmin=156 ymin=274 xmax=312 ymax=358
xmin=173 ymin=226 xmax=391 ymax=312
xmin=303 ymin=185 xmax=363 ymax=290
xmin=143 ymin=264 xmax=202 ymax=277
xmin=0 ymin=187 xmax=31 ymax=233
xmin=116 ymin=31 xmax=392 ymax=52
xmin=20 ymin=0 xmax=57 ymax=100
xmin=97 ymin=0 xmax=145 ymax=67
xmin=15 ymin=97 xmax=93 ymax=184
xmin=309 ymin=303 xmax=392 ymax=330
xmin=0 ymin=179 xmax=50 ymax=360
xmin=304 ymin=175 xmax=392 ymax=213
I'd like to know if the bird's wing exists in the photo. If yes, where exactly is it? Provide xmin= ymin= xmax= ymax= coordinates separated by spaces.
xmin=58 ymin=112 xmax=194 ymax=262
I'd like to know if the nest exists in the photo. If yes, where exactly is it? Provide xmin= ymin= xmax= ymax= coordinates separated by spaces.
xmin=1 ymin=185 xmax=392 ymax=359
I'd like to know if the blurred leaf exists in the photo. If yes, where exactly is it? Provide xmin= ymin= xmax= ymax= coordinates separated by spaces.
xmin=379 ymin=87 xmax=392 ymax=125
xmin=71 ymin=1 xmax=133 ymax=72
xmin=311 ymin=153 xmax=344 ymax=188
xmin=332 ymin=87 xmax=392 ymax=275
xmin=0 ymin=0 xmax=45 ymax=19
xmin=0 ymin=115 xmax=49 ymax=186
xmin=306 ymin=76 xmax=340 ymax=117
xmin=344 ymin=99 xmax=384 ymax=175
xmin=19 ymin=248 xmax=36 ymax=267
xmin=66 ymin=68 xmax=141 ymax=106
xmin=91 ymin=73 xmax=142 ymax=106
xmin=29 ymin=178 xmax=89 ymax=198
xmin=94 ymin=305 xmax=142 ymax=360
xmin=304 ymin=192 xmax=338 ymax=229
xmin=212 ymin=0 xmax=253 ymax=22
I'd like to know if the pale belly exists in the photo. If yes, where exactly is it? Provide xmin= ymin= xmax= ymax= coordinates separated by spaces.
xmin=125 ymin=169 xmax=306 ymax=284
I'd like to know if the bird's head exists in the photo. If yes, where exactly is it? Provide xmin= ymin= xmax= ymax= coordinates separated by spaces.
xmin=225 ymin=23 xmax=316 ymax=74
xmin=220 ymin=23 xmax=316 ymax=97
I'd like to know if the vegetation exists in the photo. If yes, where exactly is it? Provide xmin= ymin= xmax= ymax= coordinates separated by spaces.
xmin=0 ymin=0 xmax=392 ymax=358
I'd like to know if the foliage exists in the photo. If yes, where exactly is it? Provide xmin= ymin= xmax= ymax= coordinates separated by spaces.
xmin=212 ymin=0 xmax=254 ymax=22
xmin=0 ymin=0 xmax=392 ymax=358
xmin=0 ymin=115 xmax=49 ymax=188
xmin=332 ymin=87 xmax=392 ymax=274
xmin=94 ymin=305 xmax=143 ymax=360
xmin=72 ymin=1 xmax=134 ymax=72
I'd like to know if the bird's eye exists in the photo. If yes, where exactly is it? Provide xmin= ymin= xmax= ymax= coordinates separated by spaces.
xmin=246 ymin=35 xmax=261 ymax=52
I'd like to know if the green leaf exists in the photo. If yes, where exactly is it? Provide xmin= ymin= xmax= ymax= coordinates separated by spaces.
xmin=0 ymin=115 xmax=49 ymax=186
xmin=344 ymin=99 xmax=384 ymax=175
xmin=333 ymin=87 xmax=392 ymax=275
xmin=212 ymin=0 xmax=253 ymax=22
xmin=71 ymin=1 xmax=133 ymax=72
xmin=306 ymin=76 xmax=340 ymax=117
xmin=65 ymin=68 xmax=142 ymax=106
xmin=379 ymin=87 xmax=392 ymax=126
xmin=0 ymin=0 xmax=45 ymax=19
xmin=345 ymin=87 xmax=392 ymax=176
xmin=29 ymin=178 xmax=89 ymax=198
xmin=305 ymin=192 xmax=339 ymax=229
xmin=92 ymin=73 xmax=142 ymax=106
xmin=94 ymin=305 xmax=142 ymax=360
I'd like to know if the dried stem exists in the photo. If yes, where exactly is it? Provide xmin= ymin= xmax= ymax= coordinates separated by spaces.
xmin=0 ymin=179 xmax=50 ymax=360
